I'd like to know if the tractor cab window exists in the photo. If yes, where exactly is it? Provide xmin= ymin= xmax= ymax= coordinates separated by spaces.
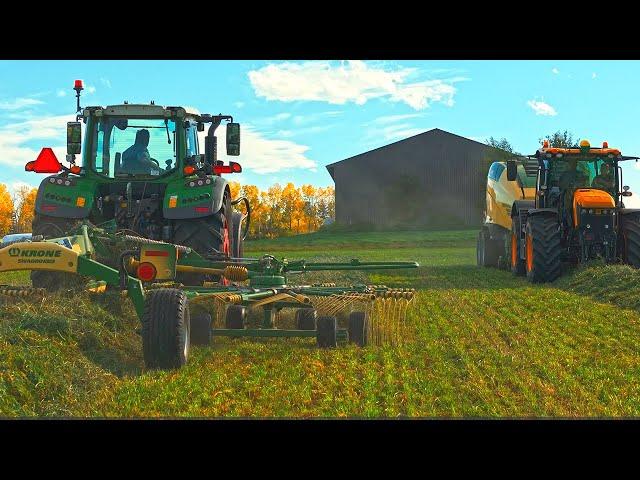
xmin=92 ymin=117 xmax=177 ymax=178
xmin=547 ymin=157 xmax=606 ymax=191
xmin=185 ymin=123 xmax=199 ymax=158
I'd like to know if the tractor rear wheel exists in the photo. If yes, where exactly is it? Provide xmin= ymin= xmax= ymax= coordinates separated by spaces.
xmin=173 ymin=192 xmax=233 ymax=286
xmin=510 ymin=217 xmax=526 ymax=276
xmin=231 ymin=211 xmax=244 ymax=259
xmin=316 ymin=315 xmax=337 ymax=348
xmin=295 ymin=308 xmax=317 ymax=330
xmin=30 ymin=214 xmax=85 ymax=291
xmin=620 ymin=216 xmax=640 ymax=268
xmin=142 ymin=288 xmax=190 ymax=370
xmin=525 ymin=215 xmax=562 ymax=283
xmin=348 ymin=311 xmax=368 ymax=347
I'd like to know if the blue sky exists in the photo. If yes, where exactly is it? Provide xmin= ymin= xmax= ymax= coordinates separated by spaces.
xmin=2 ymin=60 xmax=640 ymax=206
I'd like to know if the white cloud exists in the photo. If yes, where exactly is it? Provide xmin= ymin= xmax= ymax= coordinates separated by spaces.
xmin=292 ymin=111 xmax=343 ymax=126
xmin=371 ymin=113 xmax=425 ymax=125
xmin=86 ymin=86 xmax=96 ymax=94
xmin=592 ymin=72 xmax=597 ymax=79
xmin=100 ymin=77 xmax=112 ymax=88
xmin=234 ymin=101 xmax=245 ymax=109
xmin=248 ymin=60 xmax=466 ymax=110
xmin=527 ymin=99 xmax=557 ymax=116
xmin=198 ymin=124 xmax=316 ymax=174
xmin=0 ymin=97 xmax=44 ymax=110
xmin=0 ymin=114 xmax=75 ymax=169
xmin=56 ymin=89 xmax=67 ymax=97
xmin=552 ymin=67 xmax=559 ymax=74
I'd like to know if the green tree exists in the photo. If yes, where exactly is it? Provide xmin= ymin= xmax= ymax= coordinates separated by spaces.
xmin=539 ymin=130 xmax=576 ymax=148
xmin=486 ymin=136 xmax=519 ymax=155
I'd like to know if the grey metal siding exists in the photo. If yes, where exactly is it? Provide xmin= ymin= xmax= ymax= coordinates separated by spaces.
xmin=328 ymin=129 xmax=502 ymax=228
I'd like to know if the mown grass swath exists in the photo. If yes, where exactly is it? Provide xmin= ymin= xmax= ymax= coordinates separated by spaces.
xmin=2 ymin=229 xmax=640 ymax=417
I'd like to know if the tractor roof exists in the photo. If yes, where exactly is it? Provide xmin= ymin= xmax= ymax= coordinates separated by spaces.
xmin=81 ymin=104 xmax=198 ymax=119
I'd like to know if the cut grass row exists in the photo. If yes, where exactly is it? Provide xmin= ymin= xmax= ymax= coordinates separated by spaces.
xmin=1 ymin=229 xmax=640 ymax=416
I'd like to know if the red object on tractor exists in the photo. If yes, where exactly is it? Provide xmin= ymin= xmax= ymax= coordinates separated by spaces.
xmin=25 ymin=148 xmax=63 ymax=173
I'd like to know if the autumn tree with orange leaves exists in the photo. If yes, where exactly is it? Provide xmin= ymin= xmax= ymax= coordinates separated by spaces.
xmin=0 ymin=184 xmax=14 ymax=237
xmin=0 ymin=182 xmax=334 ymax=239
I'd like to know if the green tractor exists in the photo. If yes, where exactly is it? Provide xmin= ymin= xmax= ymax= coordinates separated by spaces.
xmin=26 ymin=80 xmax=249 ymax=289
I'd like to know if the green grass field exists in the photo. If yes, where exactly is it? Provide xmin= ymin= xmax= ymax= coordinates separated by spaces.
xmin=2 ymin=229 xmax=640 ymax=417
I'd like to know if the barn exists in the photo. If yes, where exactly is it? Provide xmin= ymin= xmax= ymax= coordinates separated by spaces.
xmin=325 ymin=128 xmax=512 ymax=228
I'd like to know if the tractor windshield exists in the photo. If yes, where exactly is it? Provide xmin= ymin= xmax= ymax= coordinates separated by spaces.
xmin=90 ymin=117 xmax=177 ymax=178
xmin=546 ymin=156 xmax=616 ymax=194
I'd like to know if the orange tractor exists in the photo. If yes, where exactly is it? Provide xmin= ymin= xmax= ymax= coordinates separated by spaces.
xmin=479 ymin=139 xmax=640 ymax=282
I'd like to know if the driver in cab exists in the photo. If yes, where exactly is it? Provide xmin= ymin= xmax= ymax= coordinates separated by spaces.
xmin=121 ymin=129 xmax=158 ymax=174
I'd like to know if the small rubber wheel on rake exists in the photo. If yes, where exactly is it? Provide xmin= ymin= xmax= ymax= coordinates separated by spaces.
xmin=190 ymin=312 xmax=212 ymax=346
xmin=225 ymin=305 xmax=247 ymax=329
xmin=348 ymin=311 xmax=369 ymax=347
xmin=142 ymin=288 xmax=190 ymax=370
xmin=316 ymin=316 xmax=337 ymax=348
xmin=295 ymin=308 xmax=317 ymax=330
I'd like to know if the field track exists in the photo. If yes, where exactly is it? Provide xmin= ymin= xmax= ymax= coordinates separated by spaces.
xmin=1 ymin=229 xmax=640 ymax=417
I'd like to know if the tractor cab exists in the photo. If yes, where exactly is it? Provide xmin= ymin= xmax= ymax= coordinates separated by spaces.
xmin=528 ymin=140 xmax=626 ymax=229
xmin=24 ymin=80 xmax=248 ymax=273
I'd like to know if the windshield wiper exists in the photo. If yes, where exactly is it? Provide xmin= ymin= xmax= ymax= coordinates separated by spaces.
xmin=164 ymin=119 xmax=171 ymax=144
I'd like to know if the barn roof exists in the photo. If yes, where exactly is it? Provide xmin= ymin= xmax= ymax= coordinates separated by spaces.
xmin=325 ymin=128 xmax=501 ymax=181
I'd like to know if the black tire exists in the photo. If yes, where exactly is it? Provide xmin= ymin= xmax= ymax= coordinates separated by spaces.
xmin=620 ymin=216 xmax=640 ymax=268
xmin=142 ymin=288 xmax=190 ymax=370
xmin=173 ymin=191 xmax=233 ymax=285
xmin=476 ymin=230 xmax=486 ymax=266
xmin=225 ymin=304 xmax=247 ymax=329
xmin=477 ymin=229 xmax=500 ymax=268
xmin=510 ymin=217 xmax=526 ymax=276
xmin=525 ymin=215 xmax=562 ymax=283
xmin=231 ymin=211 xmax=244 ymax=259
xmin=190 ymin=312 xmax=212 ymax=346
xmin=348 ymin=311 xmax=368 ymax=347
xmin=316 ymin=315 xmax=337 ymax=348
xmin=30 ymin=213 xmax=85 ymax=291
xmin=295 ymin=308 xmax=317 ymax=330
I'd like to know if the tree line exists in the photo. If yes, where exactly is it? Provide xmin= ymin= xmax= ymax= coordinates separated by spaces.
xmin=0 ymin=182 xmax=335 ymax=239
xmin=0 ymin=184 xmax=37 ymax=237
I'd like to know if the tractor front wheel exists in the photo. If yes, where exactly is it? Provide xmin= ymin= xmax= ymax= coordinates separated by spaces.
xmin=620 ymin=216 xmax=640 ymax=268
xmin=525 ymin=215 xmax=562 ymax=283
xmin=142 ymin=288 xmax=190 ymax=370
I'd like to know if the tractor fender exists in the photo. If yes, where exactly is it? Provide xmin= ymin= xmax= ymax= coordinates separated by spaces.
xmin=34 ymin=175 xmax=94 ymax=219
xmin=526 ymin=208 xmax=558 ymax=218
xmin=163 ymin=175 xmax=230 ymax=219
xmin=510 ymin=200 xmax=535 ymax=218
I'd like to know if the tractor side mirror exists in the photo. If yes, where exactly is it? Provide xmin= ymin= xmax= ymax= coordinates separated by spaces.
xmin=506 ymin=159 xmax=518 ymax=181
xmin=226 ymin=123 xmax=240 ymax=156
xmin=197 ymin=122 xmax=205 ymax=132
xmin=67 ymin=122 xmax=82 ymax=155
xmin=622 ymin=186 xmax=632 ymax=197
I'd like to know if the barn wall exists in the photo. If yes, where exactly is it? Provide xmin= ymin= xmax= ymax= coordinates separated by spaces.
xmin=331 ymin=130 xmax=498 ymax=228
